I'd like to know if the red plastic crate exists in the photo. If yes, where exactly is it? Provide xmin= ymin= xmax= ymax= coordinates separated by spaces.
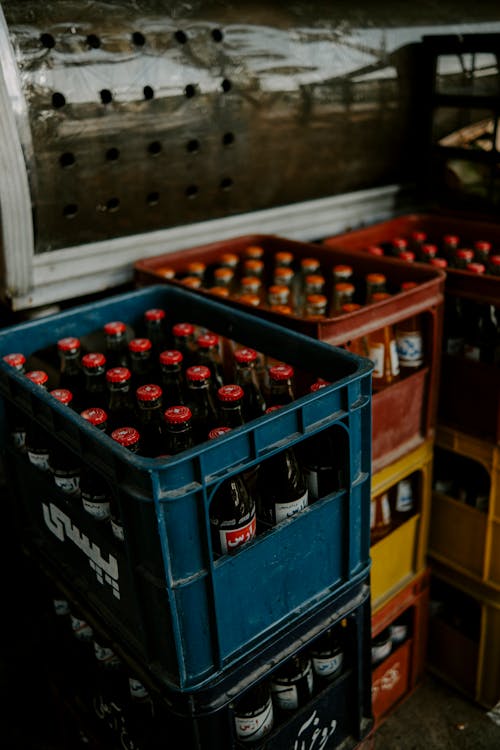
xmin=323 ymin=212 xmax=500 ymax=443
xmin=135 ymin=234 xmax=445 ymax=472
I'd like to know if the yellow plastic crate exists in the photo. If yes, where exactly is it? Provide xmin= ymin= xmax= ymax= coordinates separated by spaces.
xmin=428 ymin=560 xmax=500 ymax=709
xmin=370 ymin=440 xmax=433 ymax=611
xmin=428 ymin=425 xmax=500 ymax=589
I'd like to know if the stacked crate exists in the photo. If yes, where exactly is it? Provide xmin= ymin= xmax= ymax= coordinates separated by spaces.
xmin=0 ymin=283 xmax=374 ymax=749
xmin=134 ymin=233 xmax=445 ymax=731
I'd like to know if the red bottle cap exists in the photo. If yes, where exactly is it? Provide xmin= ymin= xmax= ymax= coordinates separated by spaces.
xmin=181 ymin=276 xmax=202 ymax=289
xmin=219 ymin=252 xmax=239 ymax=267
xmin=3 ymin=352 xmax=26 ymax=369
xmin=57 ymin=337 xmax=81 ymax=352
xmin=334 ymin=282 xmax=355 ymax=294
xmin=234 ymin=347 xmax=258 ymax=364
xmin=244 ymin=245 xmax=264 ymax=259
xmin=186 ymin=261 xmax=206 ymax=275
xmin=490 ymin=255 xmax=500 ymax=266
xmin=399 ymin=250 xmax=415 ymax=262
xmin=274 ymin=267 xmax=294 ymax=282
xmin=172 ymin=322 xmax=195 ymax=338
xmin=341 ymin=303 xmax=362 ymax=312
xmin=333 ymin=264 xmax=353 ymax=276
xmin=401 ymin=281 xmax=418 ymax=291
xmin=301 ymin=257 xmax=320 ymax=271
xmin=468 ymin=263 xmax=485 ymax=274
xmin=444 ymin=234 xmax=459 ymax=246
xmin=269 ymin=364 xmax=294 ymax=381
xmin=136 ymin=384 xmax=162 ymax=402
xmin=411 ymin=231 xmax=427 ymax=242
xmin=208 ymin=426 xmax=232 ymax=439
xmin=421 ymin=243 xmax=437 ymax=257
xmin=456 ymin=248 xmax=474 ymax=261
xmin=144 ymin=308 xmax=166 ymax=322
xmin=129 ymin=338 xmax=152 ymax=353
xmin=186 ymin=365 xmax=211 ymax=382
xmin=106 ymin=366 xmax=131 ymax=383
xmin=366 ymin=273 xmax=386 ymax=285
xmin=159 ymin=350 xmax=183 ymax=366
xmin=274 ymin=250 xmax=293 ymax=266
xmin=265 ymin=405 xmax=282 ymax=413
xmin=474 ymin=240 xmax=491 ymax=253
xmin=197 ymin=333 xmax=219 ymax=349
xmin=82 ymin=352 xmax=106 ymax=369
xmin=164 ymin=405 xmax=192 ymax=424
xmin=156 ymin=266 xmax=175 ymax=279
xmin=366 ymin=245 xmax=384 ymax=256
xmin=209 ymin=286 xmax=230 ymax=298
xmin=244 ymin=258 xmax=264 ymax=273
xmin=80 ymin=407 xmax=108 ymax=426
xmin=25 ymin=370 xmax=49 ymax=386
xmin=269 ymin=304 xmax=293 ymax=315
xmin=50 ymin=388 xmax=73 ymax=405
xmin=214 ymin=267 xmax=234 ymax=282
xmin=218 ymin=384 xmax=244 ymax=402
xmin=111 ymin=426 xmax=140 ymax=448
xmin=239 ymin=293 xmax=261 ymax=307
xmin=104 ymin=321 xmax=126 ymax=336
xmin=430 ymin=257 xmax=448 ymax=268
xmin=305 ymin=274 xmax=325 ymax=287
xmin=240 ymin=276 xmax=262 ymax=291
xmin=391 ymin=237 xmax=407 ymax=250
xmin=310 ymin=380 xmax=330 ymax=392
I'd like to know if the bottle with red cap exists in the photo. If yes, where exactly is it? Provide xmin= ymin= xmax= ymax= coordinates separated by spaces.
xmin=80 ymin=407 xmax=111 ymax=521
xmin=390 ymin=237 xmax=408 ymax=257
xmin=395 ymin=282 xmax=424 ymax=375
xmin=208 ymin=426 xmax=256 ymax=556
xmin=25 ymin=369 xmax=51 ymax=471
xmin=474 ymin=240 xmax=492 ymax=266
xmin=452 ymin=248 xmax=474 ymax=270
xmin=172 ymin=322 xmax=197 ymax=368
xmin=463 ymin=302 xmax=498 ymax=364
xmin=110 ymin=427 xmax=141 ymax=541
xmin=159 ymin=349 xmax=186 ymax=406
xmin=233 ymin=347 xmax=267 ymax=420
xmin=104 ymin=321 xmax=130 ymax=369
xmin=442 ymin=234 xmax=460 ymax=262
xmin=233 ymin=680 xmax=274 ymax=743
xmin=2 ymin=352 xmax=27 ymax=450
xmin=163 ymin=405 xmax=194 ymax=455
xmin=48 ymin=388 xmax=81 ymax=496
xmin=489 ymin=255 xmax=500 ymax=276
xmin=57 ymin=336 xmax=84 ymax=409
xmin=443 ymin=296 xmax=465 ymax=356
xmin=128 ymin=338 xmax=154 ymax=390
xmin=185 ymin=365 xmax=219 ymax=444
xmin=135 ymin=384 xmax=164 ymax=457
xmin=270 ymin=652 xmax=314 ymax=713
xmin=367 ymin=293 xmax=400 ymax=391
xmin=419 ymin=243 xmax=438 ymax=263
xmin=410 ymin=230 xmax=427 ymax=257
xmin=267 ymin=364 xmax=296 ymax=407
xmin=195 ymin=332 xmax=225 ymax=394
xmin=217 ymin=384 xmax=245 ymax=428
xmin=144 ymin=307 xmax=168 ymax=359
xmin=106 ymin=367 xmax=136 ymax=432
xmin=82 ymin=352 xmax=108 ymax=411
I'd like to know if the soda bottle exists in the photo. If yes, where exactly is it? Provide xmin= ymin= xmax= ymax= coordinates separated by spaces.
xmin=272 ymin=266 xmax=295 ymax=304
xmin=219 ymin=251 xmax=240 ymax=272
xmin=304 ymin=293 xmax=328 ymax=319
xmin=217 ymin=384 xmax=245 ymax=428
xmin=270 ymin=653 xmax=314 ymax=712
xmin=143 ymin=307 xmax=168 ymax=359
xmin=181 ymin=274 xmax=203 ymax=289
xmin=331 ymin=281 xmax=355 ymax=314
xmin=474 ymin=240 xmax=492 ymax=265
xmin=172 ymin=322 xmax=197 ymax=368
xmin=103 ymin=321 xmax=130 ymax=369
xmin=155 ymin=266 xmax=175 ymax=280
xmin=429 ymin=257 xmax=448 ymax=270
xmin=452 ymin=248 xmax=474 ymax=269
xmin=128 ymin=337 xmax=154 ymax=389
xmin=2 ymin=352 xmax=27 ymax=451
xmin=309 ymin=626 xmax=344 ymax=684
xmin=135 ymin=384 xmax=164 ymax=457
xmin=274 ymin=250 xmax=294 ymax=269
xmin=25 ymin=369 xmax=51 ymax=472
xmin=365 ymin=273 xmax=387 ymax=303
xmin=300 ymin=420 xmax=345 ymax=501
xmin=163 ymin=405 xmax=194 ymax=455
xmin=195 ymin=332 xmax=225 ymax=394
xmin=233 ymin=347 xmax=267 ymax=420
xmin=390 ymin=237 xmax=408 ymax=257
xmin=233 ymin=682 xmax=274 ymax=743
xmin=368 ymin=293 xmax=400 ymax=390
xmin=159 ymin=349 xmax=186 ymax=406
xmin=208 ymin=285 xmax=231 ymax=299
xmin=267 ymin=284 xmax=290 ymax=308
xmin=106 ymin=367 xmax=136 ymax=432
xmin=239 ymin=276 xmax=264 ymax=305
xmin=267 ymin=364 xmax=295 ymax=406
xmin=370 ymin=491 xmax=392 ymax=543
xmin=489 ymin=255 xmax=500 ymax=276
xmin=395 ymin=281 xmax=424 ymax=374
xmin=110 ymin=427 xmax=141 ymax=541
xmin=208 ymin=427 xmax=256 ymax=556
xmin=419 ymin=243 xmax=438 ymax=263
xmin=392 ymin=477 xmax=415 ymax=525
xmin=213 ymin=266 xmax=235 ymax=294
xmin=442 ymin=234 xmax=460 ymax=262
xmin=244 ymin=245 xmax=265 ymax=260
xmin=57 ymin=336 xmax=85 ymax=409
xmin=410 ymin=230 xmax=427 ymax=257
xmin=185 ymin=260 xmax=206 ymax=284
xmin=468 ymin=262 xmax=486 ymax=276
xmin=80 ymin=407 xmax=111 ymax=521
xmin=48 ymin=388 xmax=81 ymax=496
xmin=242 ymin=258 xmax=265 ymax=281
xmin=399 ymin=250 xmax=415 ymax=263
xmin=185 ymin=365 xmax=219 ymax=443
xmin=81 ymin=352 xmax=108 ymax=411
xmin=239 ymin=292 xmax=262 ymax=308
xmin=443 ymin=296 xmax=465 ymax=356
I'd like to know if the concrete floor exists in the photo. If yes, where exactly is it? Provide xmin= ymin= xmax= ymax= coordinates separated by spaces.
xmin=372 ymin=673 xmax=500 ymax=750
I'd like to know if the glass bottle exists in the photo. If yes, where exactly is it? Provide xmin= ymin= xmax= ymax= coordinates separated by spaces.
xmin=390 ymin=237 xmax=408 ymax=257
xmin=185 ymin=365 xmax=219 ymax=444
xmin=419 ymin=243 xmax=438 ymax=263
xmin=172 ymin=322 xmax=197 ymax=368
xmin=267 ymin=284 xmax=290 ymax=309
xmin=395 ymin=281 xmax=424 ymax=374
xmin=208 ymin=427 xmax=256 ymax=556
xmin=273 ymin=266 xmax=295 ymax=309
xmin=242 ymin=257 xmax=265 ymax=281
xmin=219 ymin=251 xmax=239 ymax=272
xmin=300 ymin=420 xmax=344 ymax=502
xmin=135 ymin=383 xmax=164 ymax=457
xmin=233 ymin=682 xmax=274 ymax=744
xmin=463 ymin=302 xmax=498 ymax=364
xmin=274 ymin=250 xmax=294 ymax=269
xmin=239 ymin=276 xmax=264 ymax=306
xmin=365 ymin=273 xmax=387 ymax=303
xmin=159 ymin=349 xmax=185 ymax=406
xmin=442 ymin=234 xmax=460 ymax=261
xmin=163 ymin=405 xmax=194 ymax=456
xmin=331 ymin=281 xmax=355 ymax=314
xmin=25 ymin=369 xmax=51 ymax=472
xmin=128 ymin=337 xmax=154 ymax=390
xmin=195 ymin=332 xmax=225 ymax=394
xmin=430 ymin=257 xmax=448 ymax=271
xmin=341 ymin=303 xmax=370 ymax=357
xmin=392 ymin=477 xmax=415 ymax=525
xmin=309 ymin=626 xmax=344 ymax=684
xmin=213 ymin=266 xmax=235 ymax=294
xmin=110 ymin=427 xmax=141 ymax=541
xmin=233 ymin=347 xmax=267 ymax=420
xmin=181 ymin=275 xmax=203 ymax=290
xmin=81 ymin=352 xmax=108 ymax=411
xmin=104 ymin=320 xmax=130 ymax=369
xmin=80 ymin=407 xmax=111 ymax=521
xmin=48 ymin=388 xmax=81 ymax=497
xmin=304 ymin=293 xmax=328 ymax=319
xmin=185 ymin=261 xmax=206 ymax=285
xmin=257 ymin=428 xmax=308 ymax=526
xmin=270 ymin=653 xmax=314 ymax=712
xmin=370 ymin=491 xmax=392 ymax=544
xmin=443 ymin=296 xmax=465 ymax=356
xmin=144 ymin=307 xmax=168 ymax=359
xmin=106 ymin=366 xmax=136 ymax=432
xmin=368 ymin=293 xmax=400 ymax=391
xmin=410 ymin=230 xmax=427 ymax=257
xmin=452 ymin=248 xmax=474 ymax=270
xmin=57 ymin=336 xmax=84 ymax=409
xmin=2 ymin=352 xmax=27 ymax=451
xmin=267 ymin=364 xmax=295 ymax=406
xmin=474 ymin=240 xmax=492 ymax=265
xmin=398 ymin=250 xmax=415 ymax=263
xmin=244 ymin=245 xmax=265 ymax=261
xmin=239 ymin=293 xmax=262 ymax=308
xmin=217 ymin=384 xmax=245 ymax=428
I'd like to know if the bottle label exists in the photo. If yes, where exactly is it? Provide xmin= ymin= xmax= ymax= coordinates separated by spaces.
xmin=395 ymin=480 xmax=413 ymax=513
xmin=381 ymin=494 xmax=391 ymax=524
xmin=129 ymin=677 xmax=149 ymax=700
xmin=53 ymin=597 xmax=70 ymax=617
xmin=27 ymin=448 xmax=50 ymax=471
xmin=389 ymin=623 xmax=408 ymax=644
xmin=446 ymin=336 xmax=464 ymax=355
xmin=274 ymin=490 xmax=308 ymax=524
xmin=464 ymin=344 xmax=480 ymax=361
xmin=54 ymin=472 xmax=80 ymax=495
xmin=219 ymin=514 xmax=257 ymax=555
xmin=70 ymin=614 xmax=93 ymax=641
xmin=271 ymin=662 xmax=314 ymax=710
xmin=312 ymin=651 xmax=343 ymax=679
xmin=11 ymin=429 xmax=26 ymax=450
xmin=396 ymin=331 xmax=423 ymax=367
xmin=369 ymin=343 xmax=385 ymax=379
xmin=82 ymin=492 xmax=111 ymax=521
xmin=94 ymin=641 xmax=121 ymax=669
xmin=389 ymin=339 xmax=400 ymax=376
xmin=234 ymin=696 xmax=274 ymax=742
xmin=111 ymin=518 xmax=125 ymax=542
xmin=372 ymin=639 xmax=392 ymax=664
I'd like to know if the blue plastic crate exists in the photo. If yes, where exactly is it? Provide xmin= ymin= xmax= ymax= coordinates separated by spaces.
xmin=0 ymin=284 xmax=372 ymax=691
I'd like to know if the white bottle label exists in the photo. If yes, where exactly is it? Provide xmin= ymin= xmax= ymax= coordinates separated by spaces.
xmin=389 ymin=339 xmax=400 ymax=376
xmin=274 ymin=490 xmax=308 ymax=524
xmin=372 ymin=639 xmax=392 ymax=664
xmin=312 ymin=651 xmax=343 ymax=679
xmin=234 ymin=697 xmax=274 ymax=742
xmin=305 ymin=469 xmax=319 ymax=501
xmin=396 ymin=331 xmax=423 ymax=367
xmin=129 ymin=677 xmax=149 ymax=700
xmin=82 ymin=493 xmax=111 ymax=521
xmin=219 ymin=514 xmax=256 ymax=555
xmin=271 ymin=662 xmax=314 ymax=710
xmin=28 ymin=449 xmax=50 ymax=471
xmin=94 ymin=641 xmax=121 ymax=668
xmin=54 ymin=473 xmax=80 ymax=495
xmin=464 ymin=344 xmax=480 ymax=361
xmin=53 ymin=597 xmax=70 ymax=617
xmin=389 ymin=623 xmax=408 ymax=644
xmin=11 ymin=430 xmax=26 ymax=450
xmin=369 ymin=343 xmax=385 ymax=379
xmin=395 ymin=480 xmax=413 ymax=513
xmin=70 ymin=614 xmax=93 ymax=641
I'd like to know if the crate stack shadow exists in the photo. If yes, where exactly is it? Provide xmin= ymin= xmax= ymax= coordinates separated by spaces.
xmin=134 ymin=232 xmax=446 ymax=736
xmin=0 ymin=283 xmax=374 ymax=749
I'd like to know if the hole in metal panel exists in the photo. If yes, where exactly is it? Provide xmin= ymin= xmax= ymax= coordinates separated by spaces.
xmin=52 ymin=92 xmax=66 ymax=108
xmin=175 ymin=30 xmax=188 ymax=44
xmin=143 ymin=85 xmax=154 ymax=101
xmin=148 ymin=141 xmax=162 ymax=156
xmin=40 ymin=33 xmax=55 ymax=49
xmin=185 ymin=185 xmax=198 ymax=198
xmin=132 ymin=31 xmax=145 ymax=46
xmin=86 ymin=34 xmax=101 ymax=49
xmin=63 ymin=204 xmax=78 ymax=218
xmin=211 ymin=29 xmax=223 ymax=43
xmin=100 ymin=89 xmax=113 ymax=104
xmin=222 ymin=132 xmax=235 ymax=146
xmin=106 ymin=147 xmax=120 ymax=161
xmin=59 ymin=152 xmax=75 ymax=168
xmin=186 ymin=139 xmax=200 ymax=153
